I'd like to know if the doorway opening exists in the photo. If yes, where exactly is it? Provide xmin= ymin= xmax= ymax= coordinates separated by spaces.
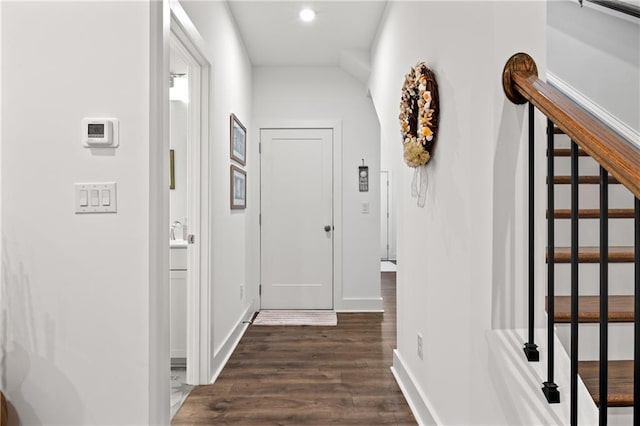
xmin=169 ymin=11 xmax=212 ymax=418
xmin=380 ymin=171 xmax=396 ymax=273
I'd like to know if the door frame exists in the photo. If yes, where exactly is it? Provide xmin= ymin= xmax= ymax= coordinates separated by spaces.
xmin=170 ymin=5 xmax=212 ymax=385
xmin=258 ymin=120 xmax=343 ymax=311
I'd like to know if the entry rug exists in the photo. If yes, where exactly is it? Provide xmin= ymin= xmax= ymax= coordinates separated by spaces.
xmin=253 ymin=310 xmax=337 ymax=326
xmin=381 ymin=261 xmax=397 ymax=272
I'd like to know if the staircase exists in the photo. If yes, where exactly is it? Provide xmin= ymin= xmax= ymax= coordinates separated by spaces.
xmin=502 ymin=51 xmax=640 ymax=425
xmin=549 ymin=129 xmax=635 ymax=414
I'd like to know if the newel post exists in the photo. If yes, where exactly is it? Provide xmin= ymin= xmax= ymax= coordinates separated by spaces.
xmin=503 ymin=52 xmax=540 ymax=362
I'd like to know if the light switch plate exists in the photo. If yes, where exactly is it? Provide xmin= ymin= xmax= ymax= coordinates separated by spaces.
xmin=362 ymin=202 xmax=370 ymax=214
xmin=75 ymin=182 xmax=117 ymax=213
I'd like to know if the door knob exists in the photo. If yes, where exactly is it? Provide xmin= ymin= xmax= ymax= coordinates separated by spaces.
xmin=324 ymin=225 xmax=332 ymax=232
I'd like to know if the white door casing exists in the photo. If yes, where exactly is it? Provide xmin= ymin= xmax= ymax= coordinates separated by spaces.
xmin=170 ymin=8 xmax=212 ymax=385
xmin=260 ymin=128 xmax=333 ymax=309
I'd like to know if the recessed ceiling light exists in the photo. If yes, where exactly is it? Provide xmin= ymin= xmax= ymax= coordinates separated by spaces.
xmin=299 ymin=8 xmax=316 ymax=22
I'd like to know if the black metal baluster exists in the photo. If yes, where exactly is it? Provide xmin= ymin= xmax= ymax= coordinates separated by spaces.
xmin=570 ymin=140 xmax=579 ymax=426
xmin=524 ymin=102 xmax=540 ymax=362
xmin=634 ymin=198 xmax=640 ymax=422
xmin=543 ymin=120 xmax=560 ymax=403
xmin=599 ymin=167 xmax=609 ymax=425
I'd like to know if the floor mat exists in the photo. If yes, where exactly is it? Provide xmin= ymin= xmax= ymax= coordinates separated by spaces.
xmin=253 ymin=310 xmax=337 ymax=326
xmin=381 ymin=261 xmax=397 ymax=272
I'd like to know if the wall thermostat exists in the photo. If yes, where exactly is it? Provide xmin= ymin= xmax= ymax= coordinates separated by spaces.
xmin=82 ymin=118 xmax=119 ymax=147
xmin=359 ymin=161 xmax=369 ymax=192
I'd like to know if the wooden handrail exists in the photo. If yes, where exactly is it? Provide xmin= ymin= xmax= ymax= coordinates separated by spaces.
xmin=503 ymin=53 xmax=640 ymax=200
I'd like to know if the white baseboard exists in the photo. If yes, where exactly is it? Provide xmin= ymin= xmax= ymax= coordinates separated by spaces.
xmin=390 ymin=350 xmax=441 ymax=425
xmin=209 ymin=299 xmax=256 ymax=384
xmin=546 ymin=72 xmax=640 ymax=147
xmin=335 ymin=297 xmax=384 ymax=312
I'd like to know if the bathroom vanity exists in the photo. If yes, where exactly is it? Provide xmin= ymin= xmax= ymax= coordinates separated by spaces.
xmin=170 ymin=240 xmax=187 ymax=365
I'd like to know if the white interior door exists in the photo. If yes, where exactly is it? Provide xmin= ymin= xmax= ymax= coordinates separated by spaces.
xmin=260 ymin=128 xmax=333 ymax=310
xmin=380 ymin=171 xmax=389 ymax=260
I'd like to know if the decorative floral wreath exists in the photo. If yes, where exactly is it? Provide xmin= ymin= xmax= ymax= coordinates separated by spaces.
xmin=399 ymin=62 xmax=439 ymax=167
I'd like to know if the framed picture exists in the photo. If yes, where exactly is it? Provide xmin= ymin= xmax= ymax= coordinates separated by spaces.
xmin=230 ymin=113 xmax=246 ymax=166
xmin=169 ymin=149 xmax=175 ymax=190
xmin=230 ymin=165 xmax=247 ymax=210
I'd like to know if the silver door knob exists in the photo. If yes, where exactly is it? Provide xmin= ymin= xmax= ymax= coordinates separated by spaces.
xmin=324 ymin=225 xmax=331 ymax=232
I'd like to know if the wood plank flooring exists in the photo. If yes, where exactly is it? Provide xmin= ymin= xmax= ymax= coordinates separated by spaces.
xmin=172 ymin=272 xmax=415 ymax=425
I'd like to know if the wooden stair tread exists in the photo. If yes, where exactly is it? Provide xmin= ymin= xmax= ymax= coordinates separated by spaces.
xmin=548 ymin=295 xmax=634 ymax=323
xmin=552 ymin=148 xmax=589 ymax=157
xmin=547 ymin=246 xmax=634 ymax=263
xmin=549 ymin=175 xmax=620 ymax=184
xmin=578 ymin=360 xmax=634 ymax=407
xmin=553 ymin=127 xmax=566 ymax=135
xmin=547 ymin=209 xmax=635 ymax=219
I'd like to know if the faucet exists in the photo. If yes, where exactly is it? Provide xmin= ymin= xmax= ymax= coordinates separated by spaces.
xmin=170 ymin=221 xmax=182 ymax=240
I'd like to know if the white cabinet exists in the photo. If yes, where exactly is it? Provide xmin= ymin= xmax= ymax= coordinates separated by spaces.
xmin=170 ymin=247 xmax=187 ymax=361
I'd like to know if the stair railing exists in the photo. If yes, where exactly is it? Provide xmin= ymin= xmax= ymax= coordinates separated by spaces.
xmin=580 ymin=0 xmax=640 ymax=19
xmin=503 ymin=52 xmax=640 ymax=426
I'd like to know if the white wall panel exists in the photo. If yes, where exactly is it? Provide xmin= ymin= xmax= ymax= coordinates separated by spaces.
xmin=1 ymin=2 xmax=164 ymax=423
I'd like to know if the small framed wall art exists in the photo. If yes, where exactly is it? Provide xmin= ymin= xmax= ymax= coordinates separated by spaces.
xmin=230 ymin=113 xmax=247 ymax=166
xmin=230 ymin=165 xmax=247 ymax=210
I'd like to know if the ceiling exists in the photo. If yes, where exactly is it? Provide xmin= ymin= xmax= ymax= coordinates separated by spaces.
xmin=226 ymin=1 xmax=388 ymax=68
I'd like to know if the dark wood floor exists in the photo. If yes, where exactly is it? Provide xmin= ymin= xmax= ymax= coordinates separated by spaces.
xmin=173 ymin=271 xmax=416 ymax=425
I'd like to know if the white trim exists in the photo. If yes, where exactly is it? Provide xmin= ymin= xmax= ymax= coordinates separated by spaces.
xmin=257 ymin=120 xmax=343 ymax=312
xmin=149 ymin=1 xmax=171 ymax=424
xmin=336 ymin=297 xmax=384 ymax=312
xmin=170 ymin=3 xmax=213 ymax=386
xmin=210 ymin=300 xmax=256 ymax=384
xmin=546 ymin=72 xmax=640 ymax=147
xmin=0 ymin=3 xmax=3 ymax=360
xmin=390 ymin=350 xmax=441 ymax=425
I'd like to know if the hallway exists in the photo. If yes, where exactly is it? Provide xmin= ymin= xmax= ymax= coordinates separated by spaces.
xmin=172 ymin=272 xmax=415 ymax=425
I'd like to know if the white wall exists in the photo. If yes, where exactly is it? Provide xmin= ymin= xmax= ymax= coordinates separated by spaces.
xmin=1 ymin=2 xmax=168 ymax=424
xmin=253 ymin=67 xmax=382 ymax=311
xmin=178 ymin=1 xmax=257 ymax=371
xmin=369 ymin=2 xmax=546 ymax=424
xmin=548 ymin=0 xmax=640 ymax=134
